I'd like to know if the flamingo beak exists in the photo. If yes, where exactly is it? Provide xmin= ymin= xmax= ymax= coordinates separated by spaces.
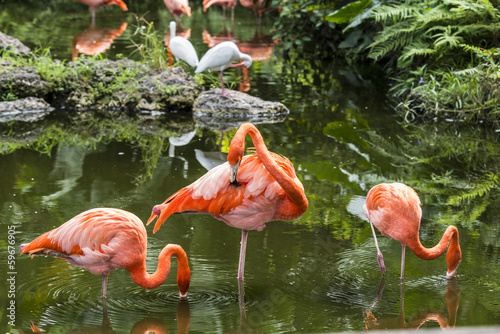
xmin=230 ymin=160 xmax=241 ymax=184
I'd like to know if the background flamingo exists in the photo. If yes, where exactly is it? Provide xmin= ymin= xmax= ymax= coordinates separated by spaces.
xmin=20 ymin=208 xmax=191 ymax=298
xmin=195 ymin=41 xmax=252 ymax=96
xmin=148 ymin=123 xmax=308 ymax=280
xmin=364 ymin=183 xmax=462 ymax=280
xmin=239 ymin=0 xmax=273 ymax=23
xmin=203 ymin=0 xmax=237 ymax=23
xmin=164 ymin=0 xmax=192 ymax=20
xmin=75 ymin=0 xmax=128 ymax=23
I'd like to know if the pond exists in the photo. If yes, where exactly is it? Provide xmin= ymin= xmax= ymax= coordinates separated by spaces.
xmin=1 ymin=1 xmax=500 ymax=333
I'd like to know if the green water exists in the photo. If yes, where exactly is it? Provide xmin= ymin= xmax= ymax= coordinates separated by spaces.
xmin=1 ymin=1 xmax=500 ymax=333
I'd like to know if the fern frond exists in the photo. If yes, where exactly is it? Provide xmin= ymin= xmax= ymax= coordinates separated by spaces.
xmin=448 ymin=172 xmax=499 ymax=205
xmin=399 ymin=43 xmax=436 ymax=63
xmin=371 ymin=4 xmax=421 ymax=23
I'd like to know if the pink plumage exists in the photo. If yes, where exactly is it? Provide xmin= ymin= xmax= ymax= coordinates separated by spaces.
xmin=148 ymin=123 xmax=308 ymax=279
xmin=21 ymin=208 xmax=191 ymax=298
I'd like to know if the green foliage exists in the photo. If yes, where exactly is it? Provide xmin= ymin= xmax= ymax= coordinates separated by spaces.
xmin=396 ymin=58 xmax=500 ymax=123
xmin=272 ymin=0 xmax=341 ymax=58
xmin=128 ymin=16 xmax=168 ymax=70
xmin=326 ymin=0 xmax=372 ymax=24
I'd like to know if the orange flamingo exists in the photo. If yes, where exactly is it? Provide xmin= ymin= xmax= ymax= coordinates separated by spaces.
xmin=148 ymin=123 xmax=308 ymax=279
xmin=20 ymin=208 xmax=191 ymax=298
xmin=75 ymin=0 xmax=128 ymax=22
xmin=163 ymin=0 xmax=192 ymax=20
xmin=364 ymin=183 xmax=462 ymax=280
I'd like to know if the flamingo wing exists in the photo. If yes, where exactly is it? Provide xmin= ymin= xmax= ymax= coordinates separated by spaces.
xmin=21 ymin=208 xmax=146 ymax=274
xmin=364 ymin=183 xmax=422 ymax=243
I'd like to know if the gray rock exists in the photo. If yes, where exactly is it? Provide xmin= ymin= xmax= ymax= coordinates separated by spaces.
xmin=131 ymin=67 xmax=199 ymax=112
xmin=0 ymin=31 xmax=31 ymax=55
xmin=193 ymin=88 xmax=289 ymax=117
xmin=0 ymin=97 xmax=54 ymax=122
xmin=0 ymin=66 xmax=51 ymax=98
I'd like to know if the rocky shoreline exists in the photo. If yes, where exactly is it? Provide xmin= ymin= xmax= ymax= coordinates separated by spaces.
xmin=0 ymin=32 xmax=289 ymax=123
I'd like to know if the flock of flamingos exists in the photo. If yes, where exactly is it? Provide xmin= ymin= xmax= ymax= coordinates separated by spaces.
xmin=19 ymin=0 xmax=462 ymax=324
xmin=21 ymin=122 xmax=462 ymax=299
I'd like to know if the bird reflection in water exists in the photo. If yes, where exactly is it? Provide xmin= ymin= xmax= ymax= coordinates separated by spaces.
xmin=224 ymin=279 xmax=263 ymax=334
xmin=24 ymin=299 xmax=191 ymax=333
xmin=72 ymin=22 xmax=128 ymax=60
xmin=202 ymin=29 xmax=277 ymax=92
xmin=364 ymin=278 xmax=460 ymax=331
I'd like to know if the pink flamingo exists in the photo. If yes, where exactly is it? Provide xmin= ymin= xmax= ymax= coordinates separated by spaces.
xmin=364 ymin=183 xmax=462 ymax=280
xmin=21 ymin=208 xmax=191 ymax=298
xmin=75 ymin=0 xmax=128 ymax=23
xmin=163 ymin=0 xmax=191 ymax=20
xmin=147 ymin=123 xmax=308 ymax=280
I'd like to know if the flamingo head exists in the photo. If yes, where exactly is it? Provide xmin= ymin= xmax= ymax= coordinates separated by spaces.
xmin=178 ymin=269 xmax=191 ymax=300
xmin=227 ymin=146 xmax=243 ymax=184
xmin=446 ymin=234 xmax=462 ymax=279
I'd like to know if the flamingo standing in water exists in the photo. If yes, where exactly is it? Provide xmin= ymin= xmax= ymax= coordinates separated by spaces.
xmin=20 ymin=208 xmax=191 ymax=299
xmin=75 ymin=0 xmax=128 ymax=23
xmin=364 ymin=183 xmax=462 ymax=280
xmin=195 ymin=41 xmax=252 ymax=96
xmin=167 ymin=21 xmax=199 ymax=67
xmin=164 ymin=0 xmax=192 ymax=20
xmin=148 ymin=123 xmax=308 ymax=280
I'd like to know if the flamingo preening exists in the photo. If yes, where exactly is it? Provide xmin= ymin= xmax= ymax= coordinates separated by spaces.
xmin=148 ymin=123 xmax=308 ymax=280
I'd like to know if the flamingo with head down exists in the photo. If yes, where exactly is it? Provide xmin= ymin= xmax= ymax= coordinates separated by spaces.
xmin=20 ymin=208 xmax=191 ymax=299
xmin=147 ymin=123 xmax=308 ymax=280
xmin=364 ymin=182 xmax=462 ymax=280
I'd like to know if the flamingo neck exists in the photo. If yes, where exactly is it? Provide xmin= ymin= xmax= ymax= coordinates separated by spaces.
xmin=228 ymin=124 xmax=308 ymax=210
xmin=407 ymin=225 xmax=461 ymax=275
xmin=128 ymin=244 xmax=191 ymax=296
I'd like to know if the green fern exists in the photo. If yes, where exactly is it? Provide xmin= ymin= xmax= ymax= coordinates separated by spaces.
xmin=448 ymin=173 xmax=499 ymax=205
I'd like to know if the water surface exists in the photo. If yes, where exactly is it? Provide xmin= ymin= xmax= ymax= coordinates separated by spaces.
xmin=1 ymin=1 xmax=500 ymax=333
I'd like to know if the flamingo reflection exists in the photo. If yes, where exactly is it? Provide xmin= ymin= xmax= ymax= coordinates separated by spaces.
xmin=24 ymin=299 xmax=191 ymax=333
xmin=364 ymin=278 xmax=460 ymax=331
xmin=72 ymin=22 xmax=128 ymax=60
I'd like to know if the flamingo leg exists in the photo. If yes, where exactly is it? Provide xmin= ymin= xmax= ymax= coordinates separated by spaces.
xmin=238 ymin=229 xmax=248 ymax=279
xmin=400 ymin=244 xmax=406 ymax=281
xmin=369 ymin=220 xmax=386 ymax=275
xmin=101 ymin=273 xmax=109 ymax=298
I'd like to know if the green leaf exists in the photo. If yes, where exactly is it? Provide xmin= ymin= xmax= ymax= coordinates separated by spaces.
xmin=326 ymin=0 xmax=372 ymax=24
